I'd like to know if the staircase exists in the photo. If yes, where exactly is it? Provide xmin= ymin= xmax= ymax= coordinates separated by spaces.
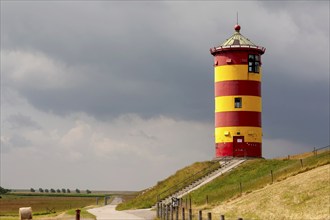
xmin=159 ymin=158 xmax=246 ymax=205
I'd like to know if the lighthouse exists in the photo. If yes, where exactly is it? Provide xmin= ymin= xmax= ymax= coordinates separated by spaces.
xmin=210 ymin=24 xmax=266 ymax=158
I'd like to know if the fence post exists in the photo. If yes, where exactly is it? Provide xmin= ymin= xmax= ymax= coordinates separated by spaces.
xmin=163 ymin=204 xmax=166 ymax=220
xmin=156 ymin=203 xmax=159 ymax=218
xmin=189 ymin=197 xmax=192 ymax=209
xmin=170 ymin=206 xmax=173 ymax=220
xmin=182 ymin=207 xmax=185 ymax=220
xmin=175 ymin=207 xmax=179 ymax=220
xmin=288 ymin=155 xmax=290 ymax=160
xmin=271 ymin=170 xmax=274 ymax=184
xmin=313 ymin=147 xmax=316 ymax=156
xmin=300 ymin=159 xmax=303 ymax=168
xmin=207 ymin=212 xmax=212 ymax=220
xmin=166 ymin=205 xmax=169 ymax=220
xmin=185 ymin=198 xmax=188 ymax=208
xmin=75 ymin=209 xmax=80 ymax=220
xmin=198 ymin=210 xmax=202 ymax=220
xmin=188 ymin=209 xmax=192 ymax=220
xmin=238 ymin=218 xmax=243 ymax=220
xmin=160 ymin=204 xmax=163 ymax=220
xmin=220 ymin=214 xmax=225 ymax=220
xmin=239 ymin=182 xmax=242 ymax=195
xmin=206 ymin=195 xmax=209 ymax=204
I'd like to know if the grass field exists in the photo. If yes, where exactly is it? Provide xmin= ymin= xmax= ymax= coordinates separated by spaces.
xmin=0 ymin=194 xmax=105 ymax=219
xmin=210 ymin=164 xmax=330 ymax=219
xmin=118 ymin=150 xmax=330 ymax=211
xmin=187 ymin=150 xmax=330 ymax=206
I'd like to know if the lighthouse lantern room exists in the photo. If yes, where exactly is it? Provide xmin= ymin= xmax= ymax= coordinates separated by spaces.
xmin=210 ymin=24 xmax=266 ymax=158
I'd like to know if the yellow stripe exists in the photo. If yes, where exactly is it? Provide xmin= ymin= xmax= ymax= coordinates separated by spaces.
xmin=215 ymin=65 xmax=262 ymax=82
xmin=215 ymin=127 xmax=262 ymax=143
xmin=215 ymin=96 xmax=261 ymax=112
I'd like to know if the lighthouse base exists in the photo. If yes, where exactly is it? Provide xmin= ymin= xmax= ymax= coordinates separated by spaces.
xmin=215 ymin=142 xmax=262 ymax=158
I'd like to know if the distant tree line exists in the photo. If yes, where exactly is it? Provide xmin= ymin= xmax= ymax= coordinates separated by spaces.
xmin=30 ymin=188 xmax=91 ymax=194
xmin=0 ymin=186 xmax=11 ymax=194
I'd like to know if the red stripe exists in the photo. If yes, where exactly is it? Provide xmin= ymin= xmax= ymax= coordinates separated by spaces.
xmin=213 ymin=50 xmax=263 ymax=66
xmin=215 ymin=142 xmax=262 ymax=158
xmin=215 ymin=80 xmax=261 ymax=97
xmin=215 ymin=111 xmax=261 ymax=127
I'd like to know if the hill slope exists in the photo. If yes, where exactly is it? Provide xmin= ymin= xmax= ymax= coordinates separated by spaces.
xmin=211 ymin=164 xmax=330 ymax=219
xmin=118 ymin=150 xmax=329 ymax=211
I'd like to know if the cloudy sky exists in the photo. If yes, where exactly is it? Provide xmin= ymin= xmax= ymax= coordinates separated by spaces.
xmin=1 ymin=1 xmax=329 ymax=191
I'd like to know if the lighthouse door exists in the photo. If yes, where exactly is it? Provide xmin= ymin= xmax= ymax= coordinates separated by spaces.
xmin=233 ymin=136 xmax=245 ymax=157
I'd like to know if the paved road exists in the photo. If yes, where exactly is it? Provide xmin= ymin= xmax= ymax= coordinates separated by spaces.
xmin=87 ymin=197 xmax=156 ymax=220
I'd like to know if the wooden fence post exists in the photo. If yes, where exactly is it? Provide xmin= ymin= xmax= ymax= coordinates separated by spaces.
xmin=188 ymin=209 xmax=192 ymax=220
xmin=182 ymin=207 xmax=185 ymax=220
xmin=75 ymin=209 xmax=80 ymax=220
xmin=175 ymin=207 xmax=179 ymax=220
xmin=170 ymin=206 xmax=173 ymax=220
xmin=206 ymin=195 xmax=209 ymax=204
xmin=166 ymin=205 xmax=169 ymax=220
xmin=207 ymin=212 xmax=212 ymax=220
xmin=300 ymin=159 xmax=303 ymax=168
xmin=156 ymin=202 xmax=159 ymax=218
xmin=163 ymin=204 xmax=166 ymax=220
xmin=198 ymin=210 xmax=202 ymax=220
xmin=220 ymin=214 xmax=225 ymax=220
xmin=271 ymin=170 xmax=274 ymax=184
xmin=160 ymin=204 xmax=163 ymax=219
xmin=239 ymin=182 xmax=242 ymax=195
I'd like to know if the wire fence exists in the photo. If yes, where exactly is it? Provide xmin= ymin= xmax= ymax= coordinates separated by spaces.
xmin=156 ymin=145 xmax=330 ymax=220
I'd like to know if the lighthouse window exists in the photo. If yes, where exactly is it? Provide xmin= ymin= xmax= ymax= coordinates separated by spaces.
xmin=248 ymin=54 xmax=260 ymax=73
xmin=234 ymin=97 xmax=242 ymax=108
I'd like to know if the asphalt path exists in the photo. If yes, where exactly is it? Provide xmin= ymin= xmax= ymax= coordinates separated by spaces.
xmin=87 ymin=197 xmax=156 ymax=220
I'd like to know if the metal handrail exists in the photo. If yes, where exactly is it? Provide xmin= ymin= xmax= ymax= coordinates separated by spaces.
xmin=157 ymin=162 xmax=220 ymax=202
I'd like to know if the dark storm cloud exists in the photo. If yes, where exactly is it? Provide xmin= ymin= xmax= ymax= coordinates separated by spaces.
xmin=2 ymin=1 xmax=329 ymax=148
xmin=263 ymin=73 xmax=329 ymax=147
xmin=2 ymin=1 xmax=215 ymax=121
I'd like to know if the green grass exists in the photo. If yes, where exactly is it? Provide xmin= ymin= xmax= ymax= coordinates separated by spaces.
xmin=187 ymin=150 xmax=330 ymax=206
xmin=116 ymin=161 xmax=220 ymax=210
xmin=118 ymin=150 xmax=329 ymax=211
xmin=66 ymin=207 xmax=97 ymax=219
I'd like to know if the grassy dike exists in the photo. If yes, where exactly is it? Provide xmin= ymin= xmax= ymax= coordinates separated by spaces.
xmin=118 ymin=150 xmax=329 ymax=211
xmin=116 ymin=161 xmax=220 ymax=210
xmin=187 ymin=150 xmax=330 ymax=206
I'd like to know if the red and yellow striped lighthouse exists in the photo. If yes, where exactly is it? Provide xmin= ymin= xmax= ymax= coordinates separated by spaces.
xmin=210 ymin=24 xmax=266 ymax=158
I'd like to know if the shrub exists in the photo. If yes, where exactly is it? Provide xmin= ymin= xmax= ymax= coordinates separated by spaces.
xmin=0 ymin=186 xmax=11 ymax=194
